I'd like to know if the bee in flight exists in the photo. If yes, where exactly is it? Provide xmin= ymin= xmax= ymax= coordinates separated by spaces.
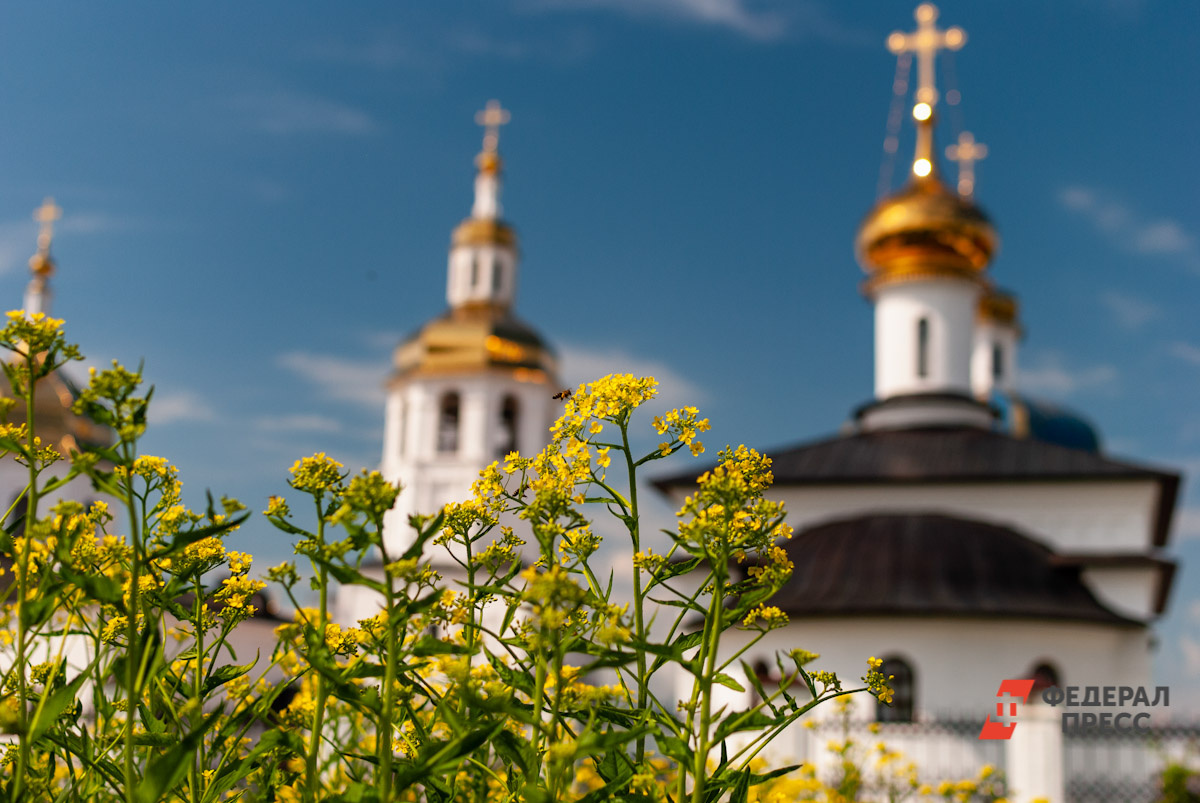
xmin=552 ymin=389 xmax=573 ymax=401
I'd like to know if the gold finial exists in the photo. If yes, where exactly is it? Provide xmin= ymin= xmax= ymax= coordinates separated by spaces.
xmin=34 ymin=197 xmax=61 ymax=254
xmin=946 ymin=131 xmax=988 ymax=197
xmin=887 ymin=4 xmax=965 ymax=108
xmin=474 ymin=99 xmax=511 ymax=154
xmin=29 ymin=197 xmax=61 ymax=277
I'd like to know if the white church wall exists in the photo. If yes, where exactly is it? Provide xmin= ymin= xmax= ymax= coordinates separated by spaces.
xmin=1082 ymin=566 xmax=1160 ymax=622
xmin=971 ymin=320 xmax=1019 ymax=397
xmin=769 ymin=480 xmax=1160 ymax=554
xmin=874 ymin=279 xmax=981 ymax=399
xmin=381 ymin=372 xmax=553 ymax=558
xmin=719 ymin=617 xmax=1151 ymax=720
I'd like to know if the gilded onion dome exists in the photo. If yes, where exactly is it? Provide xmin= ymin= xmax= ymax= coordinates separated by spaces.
xmin=856 ymin=3 xmax=998 ymax=294
xmin=978 ymin=286 xmax=1019 ymax=328
xmin=856 ymin=174 xmax=997 ymax=288
xmin=392 ymin=302 xmax=555 ymax=383
xmin=393 ymin=100 xmax=556 ymax=385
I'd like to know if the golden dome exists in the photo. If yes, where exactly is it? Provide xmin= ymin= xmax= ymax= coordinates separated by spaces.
xmin=392 ymin=302 xmax=556 ymax=383
xmin=451 ymin=218 xmax=517 ymax=249
xmin=978 ymin=286 xmax=1018 ymax=326
xmin=29 ymin=252 xmax=54 ymax=278
xmin=856 ymin=175 xmax=998 ymax=291
xmin=475 ymin=150 xmax=502 ymax=175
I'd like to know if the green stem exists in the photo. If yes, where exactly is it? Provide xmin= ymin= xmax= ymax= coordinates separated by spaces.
xmin=121 ymin=439 xmax=142 ymax=803
xmin=13 ymin=351 xmax=38 ymax=800
xmin=305 ymin=495 xmax=330 ymax=803
xmin=377 ymin=518 xmax=396 ymax=801
xmin=620 ymin=420 xmax=649 ymax=766
xmin=190 ymin=577 xmax=205 ymax=803
xmin=691 ymin=564 xmax=726 ymax=803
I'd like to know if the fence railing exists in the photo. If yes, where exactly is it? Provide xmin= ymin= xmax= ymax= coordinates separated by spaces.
xmin=797 ymin=715 xmax=1200 ymax=803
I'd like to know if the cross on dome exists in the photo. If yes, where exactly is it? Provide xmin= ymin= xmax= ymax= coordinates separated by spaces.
xmin=34 ymin=197 xmax=62 ymax=255
xmin=887 ymin=3 xmax=965 ymax=109
xmin=946 ymin=131 xmax=988 ymax=197
xmin=475 ymin=100 xmax=511 ymax=154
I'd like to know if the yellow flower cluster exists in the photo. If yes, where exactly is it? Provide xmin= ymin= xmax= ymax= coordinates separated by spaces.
xmin=652 ymin=405 xmax=711 ymax=457
xmin=287 ymin=452 xmax=344 ymax=493
xmin=0 ymin=310 xmax=80 ymax=366
xmin=863 ymin=656 xmax=896 ymax=705
xmin=676 ymin=446 xmax=790 ymax=565
xmin=548 ymin=374 xmax=658 ymax=442
xmin=741 ymin=603 xmax=789 ymax=631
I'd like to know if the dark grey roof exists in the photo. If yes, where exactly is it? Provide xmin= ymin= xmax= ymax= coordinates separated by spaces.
xmin=755 ymin=513 xmax=1142 ymax=625
xmin=652 ymin=426 xmax=1180 ymax=546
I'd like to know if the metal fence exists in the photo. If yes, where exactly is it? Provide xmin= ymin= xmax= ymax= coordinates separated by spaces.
xmin=801 ymin=715 xmax=1200 ymax=803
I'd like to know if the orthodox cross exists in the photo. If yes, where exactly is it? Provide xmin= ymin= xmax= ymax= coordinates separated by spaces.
xmin=887 ymin=3 xmax=965 ymax=107
xmin=34 ymin=197 xmax=62 ymax=255
xmin=475 ymin=100 xmax=511 ymax=153
xmin=946 ymin=131 xmax=988 ymax=197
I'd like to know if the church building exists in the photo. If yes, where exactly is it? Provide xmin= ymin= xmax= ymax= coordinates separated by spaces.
xmin=652 ymin=5 xmax=1180 ymax=801
xmin=337 ymin=101 xmax=559 ymax=623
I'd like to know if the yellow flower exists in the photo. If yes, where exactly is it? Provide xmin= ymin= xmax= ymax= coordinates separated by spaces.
xmin=288 ymin=452 xmax=344 ymax=493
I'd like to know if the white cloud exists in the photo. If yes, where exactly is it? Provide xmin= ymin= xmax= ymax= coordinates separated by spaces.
xmin=253 ymin=414 xmax=344 ymax=434
xmin=1019 ymin=351 xmax=1116 ymax=397
xmin=0 ymin=221 xmax=34 ymax=275
xmin=1098 ymin=291 xmax=1159 ymax=330
xmin=232 ymin=91 xmax=380 ymax=136
xmin=60 ymin=212 xmax=131 ymax=236
xmin=539 ymin=0 xmax=786 ymax=39
xmin=304 ymin=33 xmax=418 ymax=71
xmin=149 ymin=390 xmax=216 ymax=426
xmin=1169 ymin=342 xmax=1200 ymax=367
xmin=557 ymin=342 xmax=709 ymax=412
xmin=447 ymin=31 xmax=531 ymax=59
xmin=277 ymin=351 xmax=387 ymax=408
xmin=1134 ymin=221 xmax=1194 ymax=255
xmin=1058 ymin=185 xmax=1198 ymax=268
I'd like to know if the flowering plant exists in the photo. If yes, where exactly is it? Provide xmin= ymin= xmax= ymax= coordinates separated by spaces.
xmin=0 ymin=317 xmax=893 ymax=802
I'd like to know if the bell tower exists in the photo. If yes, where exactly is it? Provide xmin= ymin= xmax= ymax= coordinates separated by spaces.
xmin=379 ymin=101 xmax=558 ymax=560
xmin=854 ymin=4 xmax=999 ymax=430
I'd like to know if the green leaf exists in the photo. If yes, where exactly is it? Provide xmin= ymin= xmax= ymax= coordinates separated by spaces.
xmin=28 ymin=663 xmax=92 ymax=742
xmin=132 ymin=710 xmax=222 ymax=803
xmin=713 ymin=672 xmax=745 ymax=693
xmin=149 ymin=511 xmax=249 ymax=560
xmin=203 ymin=657 xmax=257 ymax=696
xmin=713 ymin=708 xmax=776 ymax=743
xmin=391 ymin=721 xmax=504 ymax=789
xmin=740 ymin=660 xmax=778 ymax=715
xmin=58 ymin=565 xmax=124 ymax=606
xmin=492 ymin=729 xmax=534 ymax=776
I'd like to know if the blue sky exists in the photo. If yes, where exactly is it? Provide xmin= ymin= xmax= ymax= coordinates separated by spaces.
xmin=1 ymin=1 xmax=1197 ymax=708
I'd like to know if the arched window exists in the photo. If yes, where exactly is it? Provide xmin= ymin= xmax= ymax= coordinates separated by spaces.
xmin=992 ymin=342 xmax=1004 ymax=382
xmin=397 ymin=402 xmax=407 ymax=457
xmin=437 ymin=392 xmax=460 ymax=453
xmin=470 ymin=256 xmax=479 ymax=288
xmin=876 ymin=657 xmax=915 ymax=723
xmin=492 ymin=258 xmax=502 ymax=292
xmin=916 ymin=317 xmax=930 ymax=379
xmin=497 ymin=395 xmax=519 ymax=457
xmin=1028 ymin=661 xmax=1060 ymax=700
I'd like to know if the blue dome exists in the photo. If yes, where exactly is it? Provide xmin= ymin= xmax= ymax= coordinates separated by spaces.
xmin=991 ymin=392 xmax=1102 ymax=453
